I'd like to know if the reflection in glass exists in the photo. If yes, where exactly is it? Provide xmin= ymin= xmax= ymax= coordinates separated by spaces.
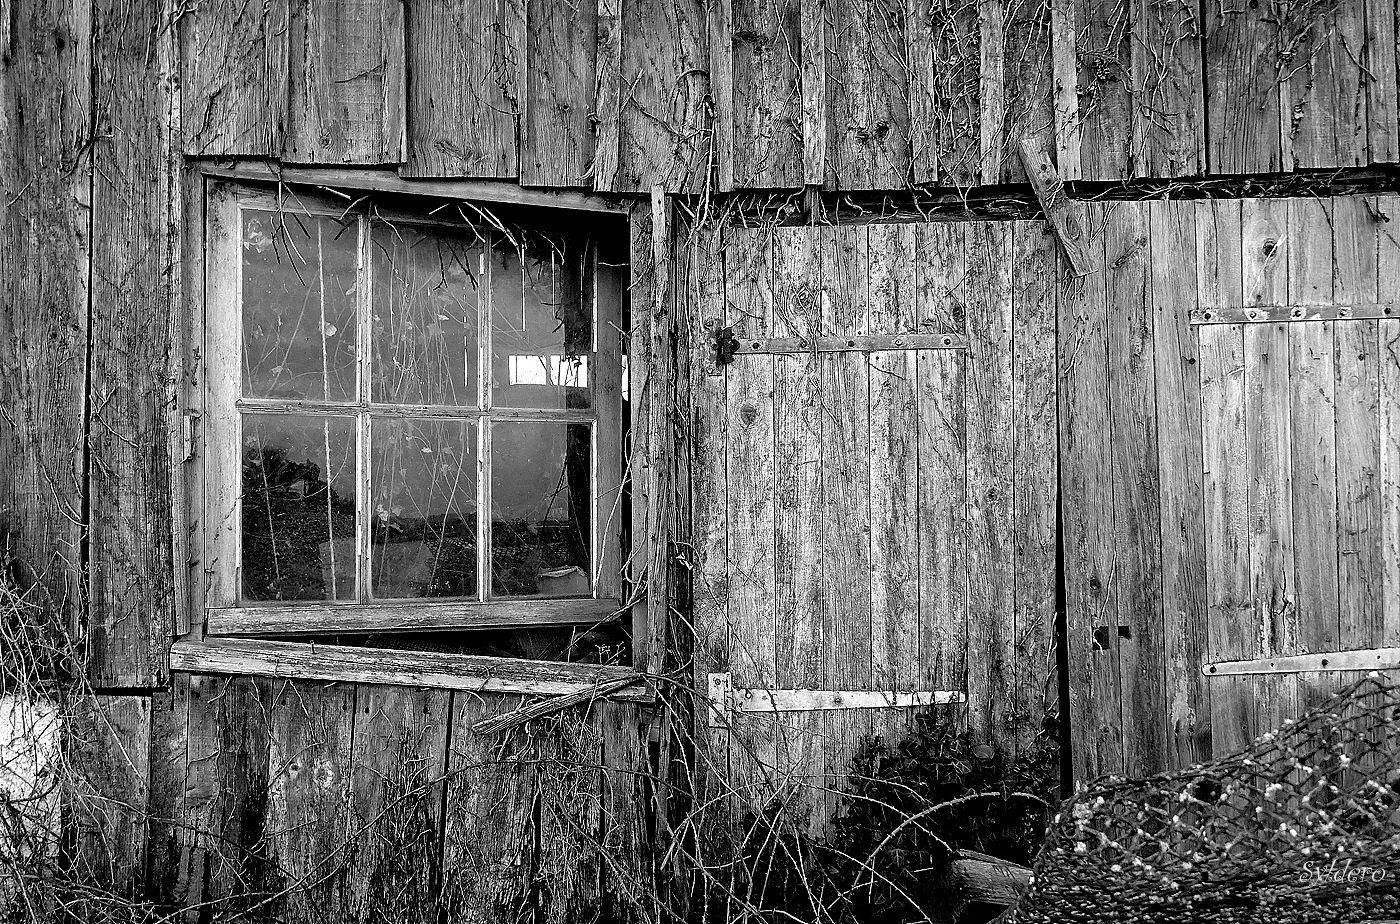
xmin=491 ymin=422 xmax=591 ymax=597
xmin=370 ymin=418 xmax=478 ymax=599
xmin=241 ymin=414 xmax=357 ymax=601
xmin=491 ymin=235 xmax=592 ymax=409
xmin=241 ymin=210 xmax=358 ymax=401
xmin=372 ymin=223 xmax=482 ymax=406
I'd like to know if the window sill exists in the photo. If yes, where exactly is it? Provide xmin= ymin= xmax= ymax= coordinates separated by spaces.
xmin=169 ymin=636 xmax=651 ymax=702
xmin=206 ymin=597 xmax=625 ymax=636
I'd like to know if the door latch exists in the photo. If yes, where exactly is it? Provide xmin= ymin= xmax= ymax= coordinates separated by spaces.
xmin=712 ymin=324 xmax=739 ymax=366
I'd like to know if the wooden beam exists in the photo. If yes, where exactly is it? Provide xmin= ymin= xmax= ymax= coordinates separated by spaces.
xmin=1017 ymin=137 xmax=1093 ymax=276
xmin=170 ymin=637 xmax=655 ymax=701
xmin=1191 ymin=302 xmax=1399 ymax=325
xmin=206 ymin=598 xmax=627 ymax=636
xmin=1204 ymin=648 xmax=1400 ymax=676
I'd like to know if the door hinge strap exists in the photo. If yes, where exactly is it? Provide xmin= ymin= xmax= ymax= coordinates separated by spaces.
xmin=707 ymin=672 xmax=965 ymax=726
xmin=1190 ymin=302 xmax=1397 ymax=326
xmin=1203 ymin=647 xmax=1400 ymax=677
xmin=731 ymin=333 xmax=968 ymax=356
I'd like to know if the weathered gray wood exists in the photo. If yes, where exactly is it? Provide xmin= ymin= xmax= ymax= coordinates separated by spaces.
xmin=178 ymin=0 xmax=289 ymax=155
xmin=207 ymin=598 xmax=627 ymax=636
xmin=1205 ymin=648 xmax=1400 ymax=676
xmin=522 ymin=0 xmax=597 ymax=186
xmin=534 ymin=705 xmax=604 ymax=922
xmin=1282 ymin=2 xmax=1367 ymax=170
xmin=65 ymin=695 xmax=151 ymax=895
xmin=1133 ymin=0 xmax=1203 ymax=177
xmin=1375 ymin=197 xmax=1400 ymax=646
xmin=950 ymin=853 xmax=1031 ymax=908
xmin=284 ymin=0 xmax=405 ymax=164
xmin=1017 ymin=136 xmax=1093 ymax=276
xmin=1366 ymin=3 xmax=1399 ymax=164
xmin=403 ymin=0 xmax=523 ymax=177
xmin=912 ymin=0 xmax=984 ymax=185
xmin=729 ymin=0 xmax=802 ymax=188
xmin=170 ymin=638 xmax=653 ymax=701
xmin=999 ymin=0 xmax=1054 ymax=184
xmin=1048 ymin=0 xmax=1082 ymax=179
xmin=1203 ymin=0 xmax=1280 ymax=173
xmin=825 ymin=0 xmax=910 ymax=189
xmin=1072 ymin=0 xmax=1130 ymax=179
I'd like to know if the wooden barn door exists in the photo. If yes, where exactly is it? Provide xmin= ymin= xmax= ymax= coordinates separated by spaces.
xmin=689 ymin=220 xmax=1060 ymax=834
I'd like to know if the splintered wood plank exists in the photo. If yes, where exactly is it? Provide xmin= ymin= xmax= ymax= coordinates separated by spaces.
xmin=915 ymin=224 xmax=968 ymax=700
xmin=1197 ymin=199 xmax=1252 ymax=759
xmin=868 ymin=223 xmax=920 ymax=748
xmin=440 ymin=694 xmax=534 ymax=921
xmin=1332 ymin=196 xmax=1384 ymax=652
xmin=344 ymin=685 xmax=451 ymax=924
xmin=535 ymin=710 xmax=604 ymax=922
xmin=285 ymin=0 xmax=404 ymax=163
xmin=1102 ymin=201 xmax=1166 ymax=776
xmin=1073 ymin=0 xmax=1131 ymax=179
xmin=66 ymin=695 xmax=151 ymax=894
xmin=964 ymin=221 xmax=1015 ymax=763
xmin=1010 ymin=221 xmax=1058 ymax=775
xmin=998 ymin=0 xmax=1054 ymax=184
xmin=522 ymin=0 xmax=597 ymax=186
xmin=87 ymin=0 xmax=175 ymax=687
xmin=1133 ymin=0 xmax=1204 ymax=177
xmin=825 ymin=0 xmax=910 ymax=188
xmin=913 ymin=0 xmax=984 ymax=185
xmin=818 ymin=224 xmax=872 ymax=833
xmin=1285 ymin=197 xmax=1341 ymax=711
xmin=1281 ymin=2 xmax=1367 ymax=169
xmin=145 ymin=679 xmax=189 ymax=906
xmin=1240 ymin=198 xmax=1299 ymax=742
xmin=1202 ymin=0 xmax=1281 ymax=173
xmin=264 ymin=681 xmax=357 ymax=920
xmin=729 ymin=0 xmax=803 ymax=188
xmin=611 ymin=0 xmax=710 ymax=193
xmin=179 ymin=0 xmax=289 ymax=155
xmin=1366 ymin=2 xmax=1399 ymax=163
xmin=403 ymin=0 xmax=523 ymax=177
xmin=595 ymin=701 xmax=652 ymax=916
xmin=1376 ymin=197 xmax=1400 ymax=645
xmin=1148 ymin=199 xmax=1210 ymax=769
xmin=1059 ymin=204 xmax=1123 ymax=784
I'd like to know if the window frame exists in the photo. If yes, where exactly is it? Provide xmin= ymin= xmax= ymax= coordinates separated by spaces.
xmin=199 ymin=180 xmax=627 ymax=637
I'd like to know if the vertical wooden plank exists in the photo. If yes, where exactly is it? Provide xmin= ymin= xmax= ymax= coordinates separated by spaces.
xmin=1148 ymin=199 xmax=1210 ymax=769
xmin=1203 ymin=0 xmax=1281 ymax=174
xmin=1286 ymin=196 xmax=1340 ymax=711
xmin=178 ymin=0 xmax=289 ymax=155
xmin=592 ymin=0 xmax=623 ymax=191
xmin=1133 ymin=0 xmax=1204 ymax=177
xmin=1282 ymin=3 xmax=1367 ymax=169
xmin=613 ymin=0 xmax=710 ymax=193
xmin=0 ymin=0 xmax=90 ymax=623
xmin=1011 ymin=220 xmax=1058 ymax=777
xmin=285 ymin=0 xmax=405 ymax=164
xmin=88 ymin=0 xmax=175 ymax=688
xmin=344 ymin=686 xmax=450 ymax=924
xmin=1048 ymin=0 xmax=1082 ymax=179
xmin=915 ymin=224 xmax=968 ymax=700
xmin=522 ymin=0 xmax=597 ymax=186
xmin=595 ymin=701 xmax=653 ymax=920
xmin=1102 ymin=201 xmax=1166 ymax=776
xmin=535 ymin=711 xmax=604 ymax=923
xmin=826 ymin=0 xmax=910 ymax=188
xmin=730 ymin=0 xmax=803 ymax=188
xmin=801 ymin=0 xmax=827 ymax=185
xmin=819 ymin=224 xmax=871 ymax=830
xmin=1240 ymin=198 xmax=1299 ymax=742
xmin=145 ymin=677 xmax=190 ymax=907
xmin=964 ymin=221 xmax=1015 ymax=763
xmin=1073 ymin=0 xmax=1130 ymax=179
xmin=403 ymin=0 xmax=524 ymax=178
xmin=1376 ymin=196 xmax=1400 ymax=646
xmin=66 ymin=695 xmax=151 ymax=895
xmin=872 ymin=0 xmax=913 ymax=187
xmin=1059 ymin=204 xmax=1122 ymax=784
xmin=979 ymin=0 xmax=1006 ymax=182
xmin=1333 ymin=196 xmax=1384 ymax=653
xmin=1366 ymin=2 xmax=1399 ymax=164
xmin=1197 ymin=199 xmax=1252 ymax=759
xmin=999 ymin=0 xmax=1054 ymax=184
xmin=709 ymin=0 xmax=737 ymax=191
xmin=916 ymin=0 xmax=984 ymax=185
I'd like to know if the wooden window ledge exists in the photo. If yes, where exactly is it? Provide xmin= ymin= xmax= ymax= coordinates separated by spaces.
xmin=170 ymin=637 xmax=652 ymax=702
xmin=206 ymin=598 xmax=625 ymax=636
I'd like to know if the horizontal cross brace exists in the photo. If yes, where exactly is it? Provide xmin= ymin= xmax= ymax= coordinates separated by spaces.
xmin=1190 ymin=302 xmax=1397 ymax=326
xmin=707 ymin=672 xmax=964 ymax=725
xmin=1203 ymin=647 xmax=1400 ymax=676
xmin=731 ymin=333 xmax=968 ymax=354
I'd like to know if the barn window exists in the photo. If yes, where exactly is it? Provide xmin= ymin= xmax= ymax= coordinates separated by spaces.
xmin=197 ymin=181 xmax=628 ymax=664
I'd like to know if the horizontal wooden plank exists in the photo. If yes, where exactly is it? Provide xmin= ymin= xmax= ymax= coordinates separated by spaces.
xmin=235 ymin=398 xmax=598 ymax=422
xmin=207 ymin=598 xmax=626 ymax=635
xmin=1191 ymin=303 xmax=1399 ymax=325
xmin=195 ymin=162 xmax=627 ymax=213
xmin=730 ymin=333 xmax=968 ymax=355
xmin=170 ymin=637 xmax=653 ymax=701
xmin=1204 ymin=648 xmax=1400 ymax=676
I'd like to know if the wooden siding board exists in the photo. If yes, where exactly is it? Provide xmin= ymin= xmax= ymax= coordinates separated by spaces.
xmin=1049 ymin=0 xmax=1083 ymax=179
xmin=979 ymin=0 xmax=1007 ymax=182
xmin=1073 ymin=0 xmax=1131 ymax=180
xmin=522 ymin=0 xmax=597 ymax=186
xmin=999 ymin=0 xmax=1055 ymax=184
xmin=1203 ymin=0 xmax=1281 ymax=174
xmin=534 ymin=710 xmax=605 ymax=923
xmin=178 ymin=0 xmax=288 ymax=155
xmin=1102 ymin=201 xmax=1166 ymax=776
xmin=66 ymin=695 xmax=152 ymax=895
xmin=285 ymin=0 xmax=405 ymax=164
xmin=1133 ymin=0 xmax=1204 ymax=177
xmin=1365 ymin=2 xmax=1400 ymax=164
xmin=88 ymin=0 xmax=175 ymax=688
xmin=1282 ymin=2 xmax=1368 ymax=170
xmin=916 ymin=0 xmax=984 ymax=186
xmin=0 ymin=0 xmax=90 ymax=626
xmin=825 ymin=0 xmax=910 ymax=189
xmin=1377 ymin=198 xmax=1400 ymax=646
xmin=403 ymin=0 xmax=523 ymax=178
xmin=1148 ymin=199 xmax=1210 ymax=768
xmin=730 ymin=0 xmax=803 ymax=188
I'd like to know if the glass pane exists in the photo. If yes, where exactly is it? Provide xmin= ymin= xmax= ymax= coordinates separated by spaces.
xmin=241 ymin=210 xmax=358 ymax=401
xmin=491 ymin=421 xmax=591 ymax=598
xmin=490 ymin=235 xmax=592 ymax=410
xmin=372 ymin=222 xmax=483 ymax=406
xmin=370 ymin=418 xmax=479 ymax=599
xmin=241 ymin=414 xmax=358 ymax=601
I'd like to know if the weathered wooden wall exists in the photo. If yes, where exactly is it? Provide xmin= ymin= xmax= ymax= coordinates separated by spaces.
xmin=1060 ymin=194 xmax=1400 ymax=783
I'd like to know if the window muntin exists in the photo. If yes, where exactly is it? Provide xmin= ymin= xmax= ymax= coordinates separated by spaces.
xmin=213 ymin=188 xmax=621 ymax=614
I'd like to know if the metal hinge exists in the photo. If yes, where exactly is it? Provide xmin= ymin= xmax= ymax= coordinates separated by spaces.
xmin=707 ymin=672 xmax=965 ymax=727
xmin=1203 ymin=647 xmax=1400 ymax=676
xmin=181 ymin=411 xmax=201 ymax=463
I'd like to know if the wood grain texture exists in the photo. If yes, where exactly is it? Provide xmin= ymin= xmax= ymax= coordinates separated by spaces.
xmin=285 ymin=0 xmax=405 ymax=164
xmin=1281 ymin=1 xmax=1367 ymax=170
xmin=522 ymin=0 xmax=596 ymax=186
xmin=1048 ymin=0 xmax=1082 ymax=178
xmin=179 ymin=0 xmax=289 ymax=155
xmin=1376 ymin=197 xmax=1400 ymax=646
xmin=403 ymin=0 xmax=523 ymax=177
xmin=1203 ymin=0 xmax=1281 ymax=174
xmin=1073 ymin=0 xmax=1130 ymax=180
xmin=999 ymin=0 xmax=1055 ymax=184
xmin=66 ymin=695 xmax=151 ymax=894
xmin=913 ymin=0 xmax=984 ymax=185
xmin=1365 ymin=2 xmax=1399 ymax=164
xmin=825 ymin=0 xmax=910 ymax=189
xmin=0 ymin=0 xmax=90 ymax=625
xmin=729 ymin=0 xmax=803 ymax=188
xmin=208 ymin=598 xmax=626 ymax=636
xmin=88 ymin=0 xmax=175 ymax=688
xmin=1133 ymin=0 xmax=1203 ymax=177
